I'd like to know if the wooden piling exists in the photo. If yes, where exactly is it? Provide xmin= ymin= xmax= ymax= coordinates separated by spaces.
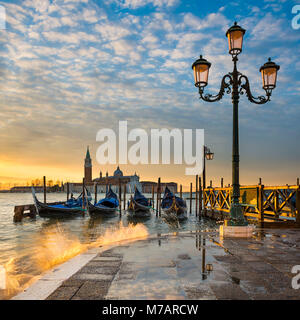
xmin=199 ymin=176 xmax=202 ymax=216
xmin=297 ymin=178 xmax=299 ymax=186
xmin=296 ymin=186 xmax=300 ymax=225
xmin=94 ymin=183 xmax=98 ymax=204
xmin=189 ymin=183 xmax=192 ymax=215
xmin=152 ymin=185 xmax=155 ymax=208
xmin=221 ymin=177 xmax=223 ymax=188
xmin=210 ymin=180 xmax=212 ymax=188
xmin=274 ymin=189 xmax=279 ymax=218
xmin=158 ymin=178 xmax=161 ymax=216
xmin=259 ymin=177 xmax=262 ymax=185
xmin=43 ymin=176 xmax=46 ymax=204
xmin=82 ymin=178 xmax=85 ymax=210
xmin=156 ymin=178 xmax=160 ymax=216
xmin=119 ymin=179 xmax=122 ymax=214
xmin=258 ymin=184 xmax=264 ymax=226
xmin=13 ymin=204 xmax=37 ymax=222
xmin=180 ymin=184 xmax=182 ymax=198
xmin=123 ymin=184 xmax=126 ymax=210
xmin=67 ymin=182 xmax=70 ymax=200
xmin=195 ymin=175 xmax=198 ymax=217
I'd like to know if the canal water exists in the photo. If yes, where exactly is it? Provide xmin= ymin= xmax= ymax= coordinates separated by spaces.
xmin=0 ymin=192 xmax=217 ymax=299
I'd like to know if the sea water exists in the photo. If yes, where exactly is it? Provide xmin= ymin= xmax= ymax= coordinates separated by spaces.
xmin=0 ymin=192 xmax=217 ymax=299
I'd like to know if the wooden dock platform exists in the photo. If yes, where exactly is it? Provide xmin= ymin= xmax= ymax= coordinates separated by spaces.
xmin=13 ymin=204 xmax=37 ymax=222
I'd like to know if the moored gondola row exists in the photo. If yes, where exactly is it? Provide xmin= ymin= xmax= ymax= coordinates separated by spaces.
xmin=31 ymin=185 xmax=188 ymax=221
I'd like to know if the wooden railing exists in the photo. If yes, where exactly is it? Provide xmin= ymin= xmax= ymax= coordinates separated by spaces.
xmin=202 ymin=184 xmax=300 ymax=224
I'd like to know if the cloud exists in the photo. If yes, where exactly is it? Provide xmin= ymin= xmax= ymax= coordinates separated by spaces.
xmin=95 ymin=23 xmax=131 ymax=41
xmin=0 ymin=0 xmax=299 ymax=184
xmin=23 ymin=0 xmax=50 ymax=13
xmin=182 ymin=12 xmax=229 ymax=31
xmin=112 ymin=0 xmax=178 ymax=9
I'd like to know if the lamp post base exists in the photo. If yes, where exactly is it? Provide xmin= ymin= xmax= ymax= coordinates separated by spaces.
xmin=228 ymin=203 xmax=248 ymax=226
xmin=220 ymin=224 xmax=254 ymax=238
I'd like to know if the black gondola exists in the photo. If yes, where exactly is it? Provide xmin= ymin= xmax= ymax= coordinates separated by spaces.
xmin=88 ymin=186 xmax=119 ymax=215
xmin=32 ymin=187 xmax=85 ymax=218
xmin=128 ymin=188 xmax=152 ymax=217
xmin=161 ymin=186 xmax=187 ymax=220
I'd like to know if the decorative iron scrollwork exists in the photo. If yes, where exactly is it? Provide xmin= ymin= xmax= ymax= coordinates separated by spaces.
xmin=238 ymin=75 xmax=270 ymax=104
xmin=199 ymin=74 xmax=232 ymax=102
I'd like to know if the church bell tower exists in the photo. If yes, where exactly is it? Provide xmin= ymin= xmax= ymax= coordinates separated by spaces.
xmin=84 ymin=146 xmax=92 ymax=183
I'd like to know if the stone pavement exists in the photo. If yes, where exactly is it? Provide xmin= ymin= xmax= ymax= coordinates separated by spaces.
xmin=46 ymin=229 xmax=300 ymax=300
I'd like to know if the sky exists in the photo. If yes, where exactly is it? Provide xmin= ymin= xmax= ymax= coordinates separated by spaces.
xmin=0 ymin=0 xmax=299 ymax=190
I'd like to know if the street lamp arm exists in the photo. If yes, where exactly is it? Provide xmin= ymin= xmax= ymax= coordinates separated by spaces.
xmin=238 ymin=75 xmax=271 ymax=105
xmin=198 ymin=74 xmax=232 ymax=102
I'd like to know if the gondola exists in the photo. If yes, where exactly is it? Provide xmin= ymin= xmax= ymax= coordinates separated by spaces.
xmin=161 ymin=186 xmax=187 ymax=220
xmin=32 ymin=187 xmax=85 ymax=218
xmin=127 ymin=188 xmax=152 ymax=218
xmin=88 ymin=186 xmax=119 ymax=215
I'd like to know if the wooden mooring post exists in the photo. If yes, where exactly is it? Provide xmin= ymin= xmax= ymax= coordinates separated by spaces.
xmin=180 ymin=184 xmax=182 ymax=198
xmin=158 ymin=178 xmax=161 ymax=216
xmin=94 ymin=183 xmax=98 ymax=204
xmin=296 ymin=186 xmax=300 ymax=225
xmin=123 ymin=184 xmax=126 ymax=210
xmin=152 ymin=185 xmax=155 ymax=208
xmin=221 ymin=177 xmax=223 ymax=188
xmin=258 ymin=183 xmax=264 ymax=226
xmin=189 ymin=183 xmax=192 ymax=215
xmin=156 ymin=178 xmax=160 ymax=216
xmin=43 ymin=176 xmax=46 ymax=204
xmin=67 ymin=182 xmax=70 ymax=200
xmin=82 ymin=178 xmax=85 ymax=211
xmin=119 ymin=179 xmax=122 ymax=215
xmin=199 ymin=176 xmax=202 ymax=216
xmin=195 ymin=175 xmax=198 ymax=217
xmin=13 ymin=204 xmax=37 ymax=222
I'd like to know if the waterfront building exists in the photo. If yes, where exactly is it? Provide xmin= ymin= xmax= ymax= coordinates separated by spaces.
xmin=93 ymin=166 xmax=142 ymax=193
xmin=84 ymin=146 xmax=92 ymax=183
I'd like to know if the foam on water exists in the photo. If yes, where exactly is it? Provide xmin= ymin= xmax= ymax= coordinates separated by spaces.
xmin=0 ymin=192 xmax=217 ymax=299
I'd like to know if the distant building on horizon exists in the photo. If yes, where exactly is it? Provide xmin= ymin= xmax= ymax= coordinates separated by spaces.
xmin=68 ymin=146 xmax=177 ymax=194
xmin=84 ymin=146 xmax=92 ymax=183
xmin=7 ymin=146 xmax=178 ymax=194
xmin=92 ymin=166 xmax=141 ymax=193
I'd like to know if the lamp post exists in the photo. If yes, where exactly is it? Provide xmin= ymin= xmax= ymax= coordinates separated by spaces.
xmin=202 ymin=146 xmax=214 ymax=216
xmin=203 ymin=146 xmax=214 ymax=190
xmin=192 ymin=22 xmax=280 ymax=226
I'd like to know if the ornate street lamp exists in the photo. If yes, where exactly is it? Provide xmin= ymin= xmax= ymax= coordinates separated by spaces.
xmin=205 ymin=147 xmax=214 ymax=161
xmin=203 ymin=146 xmax=214 ymax=189
xmin=192 ymin=22 xmax=280 ymax=226
xmin=202 ymin=146 xmax=214 ymax=216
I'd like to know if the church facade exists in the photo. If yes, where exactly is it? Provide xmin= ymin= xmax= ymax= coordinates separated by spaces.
xmin=93 ymin=166 xmax=142 ymax=193
xmin=84 ymin=146 xmax=142 ymax=193
xmin=64 ymin=147 xmax=177 ymax=194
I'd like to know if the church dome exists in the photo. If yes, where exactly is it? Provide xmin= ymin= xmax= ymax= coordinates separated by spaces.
xmin=113 ymin=166 xmax=123 ymax=177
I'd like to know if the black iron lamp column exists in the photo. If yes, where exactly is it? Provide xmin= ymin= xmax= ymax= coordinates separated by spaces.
xmin=202 ymin=146 xmax=214 ymax=216
xmin=192 ymin=22 xmax=280 ymax=226
xmin=203 ymin=146 xmax=214 ymax=189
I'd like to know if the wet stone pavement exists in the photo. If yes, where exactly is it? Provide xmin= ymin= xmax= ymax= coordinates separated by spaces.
xmin=47 ymin=229 xmax=300 ymax=300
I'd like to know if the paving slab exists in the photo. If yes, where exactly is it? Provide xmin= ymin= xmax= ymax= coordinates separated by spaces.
xmin=15 ymin=229 xmax=300 ymax=300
